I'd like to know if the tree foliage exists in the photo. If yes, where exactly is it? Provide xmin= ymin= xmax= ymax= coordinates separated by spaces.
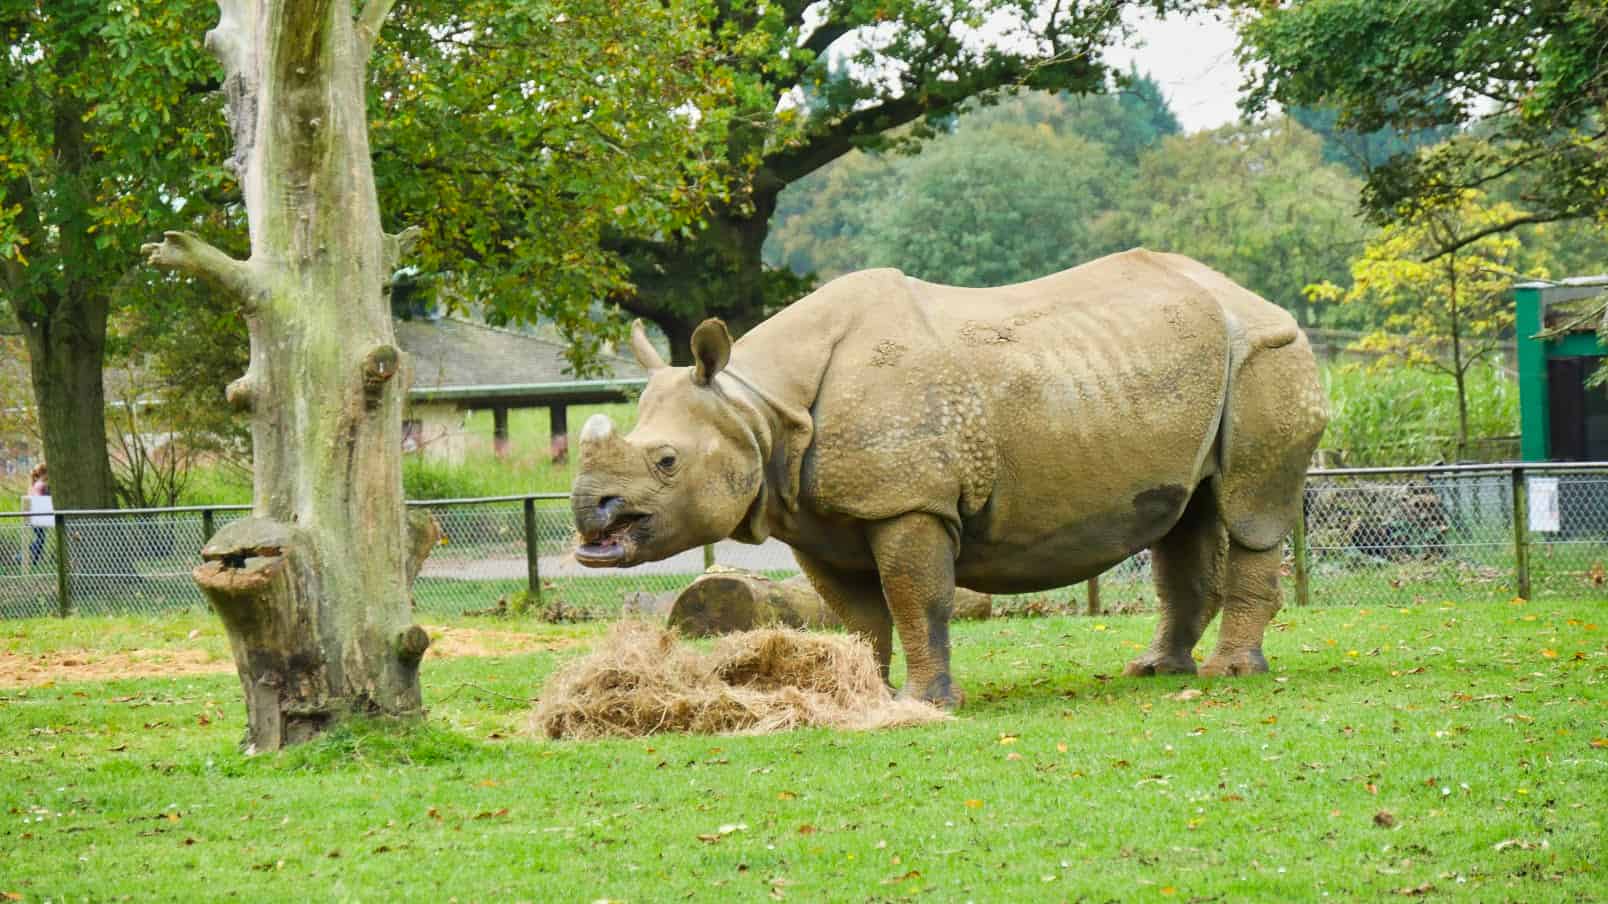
xmin=0 ymin=0 xmax=232 ymax=508
xmin=1235 ymin=0 xmax=1608 ymax=255
xmin=369 ymin=0 xmax=730 ymax=374
xmin=1118 ymin=117 xmax=1371 ymax=325
xmin=766 ymin=87 xmax=1171 ymax=284
xmin=1306 ymin=191 xmax=1534 ymax=458
xmin=612 ymin=0 xmax=1200 ymax=360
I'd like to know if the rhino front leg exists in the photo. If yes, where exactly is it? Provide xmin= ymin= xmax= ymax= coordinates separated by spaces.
xmin=1127 ymin=489 xmax=1227 ymax=677
xmin=1199 ymin=543 xmax=1282 ymax=677
xmin=868 ymin=513 xmax=963 ymax=708
xmin=793 ymin=550 xmax=894 ymax=685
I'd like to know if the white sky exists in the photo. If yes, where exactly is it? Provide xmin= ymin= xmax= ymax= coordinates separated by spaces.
xmin=1110 ymin=8 xmax=1245 ymax=133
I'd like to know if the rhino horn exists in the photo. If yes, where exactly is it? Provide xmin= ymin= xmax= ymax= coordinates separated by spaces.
xmin=630 ymin=319 xmax=666 ymax=371
xmin=578 ymin=414 xmax=624 ymax=462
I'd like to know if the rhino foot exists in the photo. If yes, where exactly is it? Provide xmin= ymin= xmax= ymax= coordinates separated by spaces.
xmin=898 ymin=674 xmax=965 ymax=711
xmin=1199 ymin=648 xmax=1269 ymax=677
xmin=1123 ymin=651 xmax=1198 ymax=677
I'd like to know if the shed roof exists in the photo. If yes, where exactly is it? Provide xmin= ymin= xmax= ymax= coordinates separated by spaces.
xmin=396 ymin=317 xmax=646 ymax=390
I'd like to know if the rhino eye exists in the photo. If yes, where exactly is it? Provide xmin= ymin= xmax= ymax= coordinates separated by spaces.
xmin=655 ymin=451 xmax=678 ymax=474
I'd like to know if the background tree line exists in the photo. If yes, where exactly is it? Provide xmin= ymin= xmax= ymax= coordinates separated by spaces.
xmin=2 ymin=0 xmax=1604 ymax=511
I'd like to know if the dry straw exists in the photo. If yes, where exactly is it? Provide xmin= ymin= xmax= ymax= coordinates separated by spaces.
xmin=531 ymin=621 xmax=950 ymax=739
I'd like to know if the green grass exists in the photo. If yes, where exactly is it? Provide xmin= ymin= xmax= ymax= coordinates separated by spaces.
xmin=1 ymin=598 xmax=1602 ymax=900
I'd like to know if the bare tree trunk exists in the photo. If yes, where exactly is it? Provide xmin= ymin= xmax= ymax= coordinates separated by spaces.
xmin=1447 ymin=252 xmax=1469 ymax=461
xmin=143 ymin=0 xmax=436 ymax=752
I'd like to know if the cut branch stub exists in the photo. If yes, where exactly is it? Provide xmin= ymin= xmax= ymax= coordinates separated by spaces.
xmin=405 ymin=509 xmax=441 ymax=589
xmin=381 ymin=225 xmax=423 ymax=275
xmin=141 ymin=231 xmax=257 ymax=302
xmin=362 ymin=343 xmax=400 ymax=407
xmin=396 ymin=625 xmax=431 ymax=664
xmin=225 ymin=374 xmax=257 ymax=412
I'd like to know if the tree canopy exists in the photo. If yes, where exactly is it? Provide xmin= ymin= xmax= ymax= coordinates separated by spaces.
xmin=1117 ymin=117 xmax=1371 ymax=325
xmin=1234 ymin=0 xmax=1608 ymax=257
xmin=1 ymin=0 xmax=728 ymax=508
xmin=610 ymin=0 xmax=1201 ymax=360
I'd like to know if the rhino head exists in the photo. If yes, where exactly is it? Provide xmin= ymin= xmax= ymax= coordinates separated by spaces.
xmin=571 ymin=318 xmax=768 ymax=567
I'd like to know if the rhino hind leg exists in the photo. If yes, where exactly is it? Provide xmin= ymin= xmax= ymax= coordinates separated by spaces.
xmin=1126 ymin=488 xmax=1228 ymax=677
xmin=793 ymin=550 xmax=894 ymax=684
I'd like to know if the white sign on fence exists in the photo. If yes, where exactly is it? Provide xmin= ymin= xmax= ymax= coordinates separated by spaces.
xmin=1528 ymin=477 xmax=1560 ymax=533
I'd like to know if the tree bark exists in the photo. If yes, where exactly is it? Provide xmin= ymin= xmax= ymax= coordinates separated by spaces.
xmin=145 ymin=0 xmax=431 ymax=752
xmin=19 ymin=295 xmax=118 ymax=509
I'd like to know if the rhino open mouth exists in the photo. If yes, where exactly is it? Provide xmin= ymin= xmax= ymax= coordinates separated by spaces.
xmin=576 ymin=513 xmax=649 ymax=567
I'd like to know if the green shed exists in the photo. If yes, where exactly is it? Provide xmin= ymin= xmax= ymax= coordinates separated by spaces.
xmin=1516 ymin=276 xmax=1608 ymax=462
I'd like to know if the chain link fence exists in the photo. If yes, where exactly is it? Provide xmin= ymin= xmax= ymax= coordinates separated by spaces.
xmin=2 ymin=464 xmax=1604 ymax=620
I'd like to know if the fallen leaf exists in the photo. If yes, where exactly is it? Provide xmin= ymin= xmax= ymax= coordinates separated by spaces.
xmin=187 ymin=629 xmax=201 ymax=640
xmin=696 ymin=833 xmax=721 ymax=844
xmin=2 ymin=893 xmax=21 ymax=901
xmin=776 ymin=791 xmax=796 ymax=801
xmin=1374 ymin=810 xmax=1396 ymax=828
xmin=426 ymin=807 xmax=442 ymax=820
xmin=1396 ymin=883 xmax=1434 ymax=896
xmin=1540 ymin=649 xmax=1558 ymax=659
xmin=1006 ymin=752 xmax=1023 ymax=761
xmin=998 ymin=734 xmax=1018 ymax=745
xmin=797 ymin=824 xmax=816 ymax=835
xmin=472 ymin=809 xmax=509 ymax=820
xmin=1590 ymin=738 xmax=1608 ymax=749
xmin=1493 ymin=838 xmax=1548 ymax=852
xmin=108 ymin=743 xmax=128 ymax=752
xmin=1167 ymin=688 xmax=1203 ymax=702
xmin=1056 ymin=742 xmax=1068 ymax=753
xmin=963 ymin=799 xmax=983 ymax=809
xmin=1160 ymin=886 xmax=1176 ymax=896
xmin=1365 ymin=783 xmax=1379 ymax=796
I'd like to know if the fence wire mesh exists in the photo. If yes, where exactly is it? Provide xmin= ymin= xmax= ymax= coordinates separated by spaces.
xmin=1 ymin=465 xmax=1603 ymax=620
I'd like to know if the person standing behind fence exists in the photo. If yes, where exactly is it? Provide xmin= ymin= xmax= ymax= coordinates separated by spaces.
xmin=25 ymin=464 xmax=50 ymax=566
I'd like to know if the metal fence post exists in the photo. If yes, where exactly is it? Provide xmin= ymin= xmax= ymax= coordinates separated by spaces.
xmin=523 ymin=497 xmax=542 ymax=606
xmin=1511 ymin=466 xmax=1531 ymax=599
xmin=1086 ymin=576 xmax=1100 ymax=616
xmin=1292 ymin=496 xmax=1311 ymax=607
xmin=201 ymin=508 xmax=216 ymax=545
xmin=53 ymin=513 xmax=70 ymax=618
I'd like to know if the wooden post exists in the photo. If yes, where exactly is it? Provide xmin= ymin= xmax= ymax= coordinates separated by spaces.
xmin=703 ymin=543 xmax=715 ymax=571
xmin=1511 ymin=466 xmax=1531 ymax=600
xmin=1292 ymin=495 xmax=1311 ymax=607
xmin=201 ymin=508 xmax=216 ymax=544
xmin=53 ymin=513 xmax=70 ymax=618
xmin=549 ymin=404 xmax=569 ymax=464
xmin=1085 ymin=576 xmax=1100 ymax=616
xmin=523 ymin=497 xmax=542 ymax=606
xmin=493 ymin=406 xmax=511 ymax=458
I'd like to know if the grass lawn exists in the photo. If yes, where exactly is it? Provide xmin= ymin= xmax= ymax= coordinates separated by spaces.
xmin=0 ymin=598 xmax=1602 ymax=901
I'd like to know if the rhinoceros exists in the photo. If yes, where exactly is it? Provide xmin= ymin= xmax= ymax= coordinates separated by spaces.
xmin=572 ymin=249 xmax=1327 ymax=706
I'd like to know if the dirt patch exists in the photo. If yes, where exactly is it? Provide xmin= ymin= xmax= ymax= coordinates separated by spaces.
xmin=0 ymin=625 xmax=581 ymax=688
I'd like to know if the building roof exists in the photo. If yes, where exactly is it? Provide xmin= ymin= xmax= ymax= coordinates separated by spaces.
xmin=397 ymin=317 xmax=645 ymax=388
xmin=397 ymin=317 xmax=649 ymax=408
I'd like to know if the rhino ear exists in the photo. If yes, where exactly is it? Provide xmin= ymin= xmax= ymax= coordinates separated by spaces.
xmin=629 ymin=319 xmax=667 ymax=371
xmin=690 ymin=318 xmax=731 ymax=387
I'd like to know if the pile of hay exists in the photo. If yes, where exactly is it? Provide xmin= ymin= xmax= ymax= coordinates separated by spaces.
xmin=531 ymin=621 xmax=950 ymax=739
